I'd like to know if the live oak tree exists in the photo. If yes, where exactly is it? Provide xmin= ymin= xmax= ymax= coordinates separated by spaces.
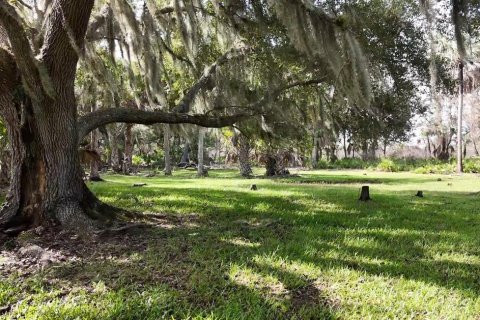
xmin=0 ymin=0 xmax=370 ymax=233
xmin=262 ymin=0 xmax=429 ymax=164
xmin=420 ymin=0 xmax=459 ymax=161
xmin=0 ymin=0 xmax=249 ymax=232
xmin=418 ymin=0 xmax=480 ymax=164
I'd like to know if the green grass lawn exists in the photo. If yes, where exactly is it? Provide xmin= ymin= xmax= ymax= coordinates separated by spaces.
xmin=1 ymin=169 xmax=480 ymax=319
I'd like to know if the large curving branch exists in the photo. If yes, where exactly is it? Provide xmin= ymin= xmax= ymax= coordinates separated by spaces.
xmin=0 ymin=2 xmax=49 ymax=102
xmin=154 ymin=5 xmax=210 ymax=17
xmin=77 ymin=109 xmax=253 ymax=142
xmin=173 ymin=46 xmax=253 ymax=113
xmin=247 ymin=78 xmax=327 ymax=109
xmin=157 ymin=34 xmax=194 ymax=68
xmin=77 ymin=78 xmax=326 ymax=141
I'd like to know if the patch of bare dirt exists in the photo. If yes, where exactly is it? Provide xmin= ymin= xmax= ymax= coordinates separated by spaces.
xmin=289 ymin=281 xmax=340 ymax=313
xmin=0 ymin=214 xmax=200 ymax=279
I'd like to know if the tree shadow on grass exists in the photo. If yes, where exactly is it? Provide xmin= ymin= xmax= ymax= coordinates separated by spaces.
xmin=3 ymin=179 xmax=480 ymax=318
xmin=11 ymin=221 xmax=338 ymax=319
xmin=98 ymin=170 xmax=446 ymax=187
xmin=101 ymin=184 xmax=480 ymax=296
xmin=271 ymin=174 xmax=443 ymax=186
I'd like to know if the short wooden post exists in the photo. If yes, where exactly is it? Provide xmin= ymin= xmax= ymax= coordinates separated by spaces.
xmin=359 ymin=186 xmax=371 ymax=201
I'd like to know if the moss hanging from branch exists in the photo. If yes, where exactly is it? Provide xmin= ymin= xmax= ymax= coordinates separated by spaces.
xmin=142 ymin=4 xmax=168 ymax=108
xmin=268 ymin=0 xmax=371 ymax=108
xmin=452 ymin=0 xmax=467 ymax=60
xmin=175 ymin=0 xmax=200 ymax=65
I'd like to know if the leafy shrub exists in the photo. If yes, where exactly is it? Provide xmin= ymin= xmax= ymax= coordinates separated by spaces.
xmin=132 ymin=155 xmax=146 ymax=166
xmin=463 ymin=158 xmax=480 ymax=173
xmin=312 ymin=156 xmax=480 ymax=174
xmin=143 ymin=151 xmax=165 ymax=166
xmin=335 ymin=158 xmax=368 ymax=169
xmin=414 ymin=161 xmax=455 ymax=174
xmin=377 ymin=159 xmax=399 ymax=172
xmin=315 ymin=159 xmax=331 ymax=169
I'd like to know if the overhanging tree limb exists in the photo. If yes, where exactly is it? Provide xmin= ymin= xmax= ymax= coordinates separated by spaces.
xmin=173 ymin=46 xmax=253 ymax=113
xmin=154 ymin=5 xmax=210 ymax=17
xmin=158 ymin=35 xmax=194 ymax=68
xmin=77 ymin=78 xmax=326 ymax=140
xmin=77 ymin=109 xmax=253 ymax=141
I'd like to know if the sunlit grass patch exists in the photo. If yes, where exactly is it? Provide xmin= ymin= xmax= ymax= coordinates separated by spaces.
xmin=2 ymin=169 xmax=480 ymax=319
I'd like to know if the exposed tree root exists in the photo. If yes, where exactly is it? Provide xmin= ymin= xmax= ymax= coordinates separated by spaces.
xmin=94 ymin=223 xmax=147 ymax=237
xmin=89 ymin=176 xmax=105 ymax=182
xmin=0 ymin=193 xmax=141 ymax=237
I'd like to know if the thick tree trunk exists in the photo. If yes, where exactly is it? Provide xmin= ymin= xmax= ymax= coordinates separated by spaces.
xmin=0 ymin=0 xmax=121 ymax=233
xmin=329 ymin=146 xmax=338 ymax=162
xmin=180 ymin=142 xmax=190 ymax=164
xmin=368 ymin=142 xmax=377 ymax=160
xmin=0 ymin=99 xmax=118 ymax=232
xmin=457 ymin=63 xmax=464 ymax=173
xmin=311 ymin=130 xmax=319 ymax=168
xmin=88 ymin=101 xmax=101 ymax=181
xmin=89 ymin=128 xmax=101 ymax=181
xmin=0 ymin=94 xmax=97 ymax=231
xmin=197 ymin=127 xmax=206 ymax=177
xmin=473 ymin=141 xmax=479 ymax=156
xmin=163 ymin=124 xmax=172 ymax=175
xmin=361 ymin=142 xmax=368 ymax=161
xmin=235 ymin=133 xmax=253 ymax=177
xmin=108 ymin=125 xmax=122 ymax=172
xmin=436 ymin=136 xmax=450 ymax=161
xmin=426 ymin=135 xmax=432 ymax=157
xmin=265 ymin=155 xmax=277 ymax=177
xmin=123 ymin=124 xmax=133 ymax=175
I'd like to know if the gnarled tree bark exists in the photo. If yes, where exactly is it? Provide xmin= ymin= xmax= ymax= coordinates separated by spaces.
xmin=233 ymin=132 xmax=253 ymax=177
xmin=0 ymin=1 xmax=118 ymax=233
xmin=0 ymin=0 xmax=325 ymax=233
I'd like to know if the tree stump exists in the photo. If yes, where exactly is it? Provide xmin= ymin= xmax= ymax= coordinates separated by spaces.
xmin=416 ymin=191 xmax=424 ymax=198
xmin=359 ymin=186 xmax=371 ymax=201
xmin=133 ymin=183 xmax=147 ymax=187
xmin=197 ymin=168 xmax=209 ymax=177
